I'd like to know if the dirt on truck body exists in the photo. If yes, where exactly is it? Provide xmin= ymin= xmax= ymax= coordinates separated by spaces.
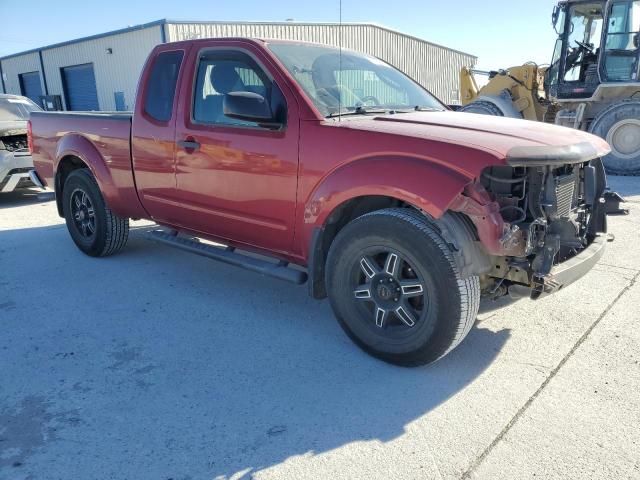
xmin=30 ymin=38 xmax=612 ymax=366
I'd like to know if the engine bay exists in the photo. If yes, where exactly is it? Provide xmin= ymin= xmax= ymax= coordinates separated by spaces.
xmin=477 ymin=159 xmax=607 ymax=298
xmin=0 ymin=134 xmax=29 ymax=153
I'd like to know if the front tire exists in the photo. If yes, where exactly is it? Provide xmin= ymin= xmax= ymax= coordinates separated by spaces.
xmin=590 ymin=101 xmax=640 ymax=176
xmin=62 ymin=169 xmax=129 ymax=257
xmin=459 ymin=100 xmax=505 ymax=116
xmin=326 ymin=209 xmax=480 ymax=367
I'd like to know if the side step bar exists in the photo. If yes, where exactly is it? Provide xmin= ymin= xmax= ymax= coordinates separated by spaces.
xmin=148 ymin=230 xmax=308 ymax=285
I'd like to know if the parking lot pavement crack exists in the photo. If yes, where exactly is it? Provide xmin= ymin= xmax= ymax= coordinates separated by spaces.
xmin=460 ymin=270 xmax=640 ymax=480
xmin=596 ymin=262 xmax=640 ymax=273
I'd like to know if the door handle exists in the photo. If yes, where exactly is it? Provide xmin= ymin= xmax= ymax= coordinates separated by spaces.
xmin=177 ymin=139 xmax=201 ymax=151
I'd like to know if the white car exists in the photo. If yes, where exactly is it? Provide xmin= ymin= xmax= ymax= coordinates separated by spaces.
xmin=0 ymin=94 xmax=42 ymax=192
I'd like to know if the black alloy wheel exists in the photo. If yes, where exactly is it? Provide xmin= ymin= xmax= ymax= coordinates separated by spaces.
xmin=326 ymin=208 xmax=481 ymax=367
xmin=69 ymin=188 xmax=97 ymax=239
xmin=353 ymin=249 xmax=428 ymax=333
xmin=62 ymin=168 xmax=129 ymax=257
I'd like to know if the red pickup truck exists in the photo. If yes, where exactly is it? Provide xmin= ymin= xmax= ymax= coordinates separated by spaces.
xmin=30 ymin=38 xmax=612 ymax=366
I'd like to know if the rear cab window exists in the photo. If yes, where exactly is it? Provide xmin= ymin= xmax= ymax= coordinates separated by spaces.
xmin=144 ymin=51 xmax=184 ymax=122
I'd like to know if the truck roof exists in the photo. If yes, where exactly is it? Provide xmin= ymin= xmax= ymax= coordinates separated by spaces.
xmin=0 ymin=94 xmax=29 ymax=100
xmin=559 ymin=0 xmax=605 ymax=4
xmin=159 ymin=37 xmax=348 ymax=51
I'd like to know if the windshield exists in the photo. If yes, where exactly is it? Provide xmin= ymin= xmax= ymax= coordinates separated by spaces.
xmin=0 ymin=97 xmax=41 ymax=121
xmin=267 ymin=43 xmax=445 ymax=117
xmin=602 ymin=0 xmax=640 ymax=81
xmin=563 ymin=2 xmax=604 ymax=81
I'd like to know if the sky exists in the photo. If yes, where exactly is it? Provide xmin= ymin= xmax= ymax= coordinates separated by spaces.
xmin=0 ymin=0 xmax=561 ymax=69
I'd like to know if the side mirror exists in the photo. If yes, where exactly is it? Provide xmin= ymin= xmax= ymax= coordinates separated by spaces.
xmin=223 ymin=92 xmax=281 ymax=128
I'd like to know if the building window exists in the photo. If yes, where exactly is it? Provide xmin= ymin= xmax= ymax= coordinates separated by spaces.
xmin=114 ymin=91 xmax=127 ymax=111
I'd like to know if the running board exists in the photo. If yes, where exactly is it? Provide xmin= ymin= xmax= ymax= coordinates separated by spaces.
xmin=148 ymin=230 xmax=308 ymax=285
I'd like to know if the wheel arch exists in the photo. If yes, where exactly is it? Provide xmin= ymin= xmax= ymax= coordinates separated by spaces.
xmin=302 ymin=156 xmax=479 ymax=299
xmin=54 ymin=134 xmax=117 ymax=217
xmin=53 ymin=133 xmax=147 ymax=219
xmin=54 ymin=154 xmax=91 ymax=216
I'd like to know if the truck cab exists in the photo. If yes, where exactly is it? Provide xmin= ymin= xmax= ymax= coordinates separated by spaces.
xmin=131 ymin=41 xmax=300 ymax=254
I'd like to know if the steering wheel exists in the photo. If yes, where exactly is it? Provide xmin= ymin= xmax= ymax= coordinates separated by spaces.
xmin=360 ymin=95 xmax=381 ymax=106
xmin=575 ymin=40 xmax=595 ymax=53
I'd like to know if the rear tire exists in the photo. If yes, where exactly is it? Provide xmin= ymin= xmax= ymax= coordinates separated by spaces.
xmin=62 ymin=169 xmax=129 ymax=257
xmin=589 ymin=101 xmax=640 ymax=176
xmin=459 ymin=100 xmax=505 ymax=116
xmin=326 ymin=208 xmax=480 ymax=367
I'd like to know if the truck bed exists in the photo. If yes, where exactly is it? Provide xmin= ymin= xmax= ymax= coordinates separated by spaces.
xmin=30 ymin=111 xmax=145 ymax=219
xmin=31 ymin=111 xmax=132 ymax=182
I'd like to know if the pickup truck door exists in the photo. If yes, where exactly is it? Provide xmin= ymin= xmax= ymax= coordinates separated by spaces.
xmin=131 ymin=47 xmax=189 ymax=222
xmin=172 ymin=44 xmax=300 ymax=254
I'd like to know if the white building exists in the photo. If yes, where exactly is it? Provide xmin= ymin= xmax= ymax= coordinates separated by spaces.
xmin=0 ymin=20 xmax=476 ymax=110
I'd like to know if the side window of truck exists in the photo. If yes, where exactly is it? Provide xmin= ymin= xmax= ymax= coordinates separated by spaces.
xmin=144 ymin=51 xmax=184 ymax=122
xmin=192 ymin=51 xmax=276 ymax=127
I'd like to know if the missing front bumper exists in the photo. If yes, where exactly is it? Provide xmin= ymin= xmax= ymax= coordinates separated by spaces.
xmin=531 ymin=234 xmax=608 ymax=299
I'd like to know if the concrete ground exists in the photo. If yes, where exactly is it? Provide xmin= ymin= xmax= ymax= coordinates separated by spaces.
xmin=0 ymin=177 xmax=638 ymax=480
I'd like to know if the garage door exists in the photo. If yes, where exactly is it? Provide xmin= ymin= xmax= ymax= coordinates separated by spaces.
xmin=62 ymin=63 xmax=99 ymax=111
xmin=19 ymin=71 xmax=43 ymax=105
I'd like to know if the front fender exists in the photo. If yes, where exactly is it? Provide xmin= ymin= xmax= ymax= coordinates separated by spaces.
xmin=300 ymin=155 xmax=474 ymax=255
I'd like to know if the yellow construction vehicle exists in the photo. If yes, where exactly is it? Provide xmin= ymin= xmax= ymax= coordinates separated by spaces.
xmin=459 ymin=65 xmax=553 ymax=122
xmin=459 ymin=0 xmax=640 ymax=176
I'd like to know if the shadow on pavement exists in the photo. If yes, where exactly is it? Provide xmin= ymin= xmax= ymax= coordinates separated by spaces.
xmin=0 ymin=223 xmax=510 ymax=479
xmin=0 ymin=188 xmax=54 ymax=209
xmin=609 ymin=175 xmax=640 ymax=198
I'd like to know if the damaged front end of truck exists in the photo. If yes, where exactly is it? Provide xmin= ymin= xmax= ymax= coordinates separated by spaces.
xmin=449 ymin=142 xmax=611 ymax=300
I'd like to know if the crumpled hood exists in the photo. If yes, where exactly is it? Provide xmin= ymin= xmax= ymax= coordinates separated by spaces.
xmin=340 ymin=111 xmax=611 ymax=162
xmin=0 ymin=120 xmax=28 ymax=137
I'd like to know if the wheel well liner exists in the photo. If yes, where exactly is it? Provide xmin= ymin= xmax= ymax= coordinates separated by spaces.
xmin=308 ymin=195 xmax=401 ymax=299
xmin=55 ymin=155 xmax=89 ymax=217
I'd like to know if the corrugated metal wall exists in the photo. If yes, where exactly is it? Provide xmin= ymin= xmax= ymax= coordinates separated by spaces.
xmin=0 ymin=52 xmax=43 ymax=98
xmin=42 ymin=25 xmax=162 ymax=111
xmin=167 ymin=22 xmax=476 ymax=105
xmin=0 ymin=21 xmax=475 ymax=109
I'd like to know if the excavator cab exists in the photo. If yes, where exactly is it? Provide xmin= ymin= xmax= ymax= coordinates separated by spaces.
xmin=548 ymin=1 xmax=640 ymax=99
xmin=459 ymin=0 xmax=640 ymax=175
xmin=548 ymin=2 xmax=605 ymax=98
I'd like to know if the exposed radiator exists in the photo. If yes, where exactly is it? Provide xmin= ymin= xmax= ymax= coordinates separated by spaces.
xmin=555 ymin=174 xmax=577 ymax=218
